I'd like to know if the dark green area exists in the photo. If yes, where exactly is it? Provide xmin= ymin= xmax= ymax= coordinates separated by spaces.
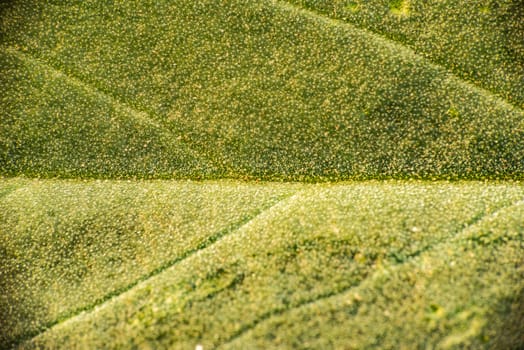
xmin=1 ymin=0 xmax=523 ymax=181
xmin=289 ymin=0 xmax=524 ymax=108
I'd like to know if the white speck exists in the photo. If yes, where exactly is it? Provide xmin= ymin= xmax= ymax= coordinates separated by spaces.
xmin=196 ymin=345 xmax=204 ymax=350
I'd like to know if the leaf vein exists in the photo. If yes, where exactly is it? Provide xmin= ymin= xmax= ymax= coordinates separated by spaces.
xmin=20 ymin=191 xmax=299 ymax=347
xmin=218 ymin=196 xmax=524 ymax=348
xmin=275 ymin=0 xmax=523 ymax=114
xmin=4 ymin=46 xmax=217 ymax=169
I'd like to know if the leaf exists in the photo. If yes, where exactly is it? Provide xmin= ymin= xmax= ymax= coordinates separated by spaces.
xmin=0 ymin=0 xmax=523 ymax=349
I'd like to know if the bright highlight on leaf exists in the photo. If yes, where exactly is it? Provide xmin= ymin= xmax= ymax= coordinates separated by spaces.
xmin=389 ymin=0 xmax=410 ymax=16
xmin=1 ymin=180 xmax=523 ymax=349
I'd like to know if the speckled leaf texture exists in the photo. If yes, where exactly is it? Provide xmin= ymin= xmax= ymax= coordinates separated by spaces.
xmin=0 ymin=1 xmax=523 ymax=349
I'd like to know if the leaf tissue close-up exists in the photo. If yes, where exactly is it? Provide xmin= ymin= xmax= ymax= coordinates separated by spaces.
xmin=1 ymin=0 xmax=523 ymax=349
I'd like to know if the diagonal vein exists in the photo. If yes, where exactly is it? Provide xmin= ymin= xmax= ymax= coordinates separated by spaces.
xmin=21 ymin=190 xmax=300 ymax=346
xmin=218 ymin=196 xmax=524 ymax=348
xmin=275 ymin=0 xmax=524 ymax=114
xmin=4 ymin=46 xmax=216 ymax=167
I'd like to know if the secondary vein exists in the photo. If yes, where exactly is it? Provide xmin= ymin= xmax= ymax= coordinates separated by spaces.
xmin=20 ymin=191 xmax=300 ymax=346
xmin=4 ymin=46 xmax=218 ymax=170
xmin=275 ymin=0 xmax=524 ymax=114
xmin=218 ymin=196 xmax=524 ymax=348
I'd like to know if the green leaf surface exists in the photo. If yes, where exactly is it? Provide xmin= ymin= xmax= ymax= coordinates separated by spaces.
xmin=1 ymin=0 xmax=523 ymax=180
xmin=288 ymin=0 xmax=524 ymax=108
xmin=2 ymin=180 xmax=523 ymax=349
xmin=0 ymin=0 xmax=523 ymax=349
